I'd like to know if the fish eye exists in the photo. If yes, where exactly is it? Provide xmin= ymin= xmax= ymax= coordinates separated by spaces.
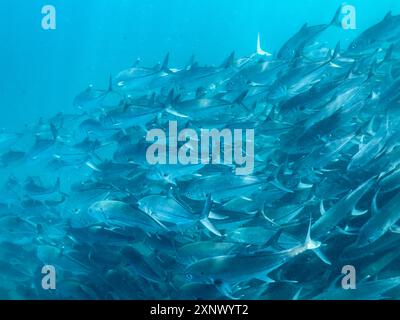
xmin=214 ymin=279 xmax=222 ymax=286
xmin=185 ymin=273 xmax=193 ymax=281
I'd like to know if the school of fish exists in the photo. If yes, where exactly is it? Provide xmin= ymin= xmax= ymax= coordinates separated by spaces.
xmin=2 ymin=9 xmax=400 ymax=299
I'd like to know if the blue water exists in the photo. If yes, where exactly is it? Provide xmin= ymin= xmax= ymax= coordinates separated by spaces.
xmin=1 ymin=0 xmax=398 ymax=130
xmin=2 ymin=0 xmax=400 ymax=300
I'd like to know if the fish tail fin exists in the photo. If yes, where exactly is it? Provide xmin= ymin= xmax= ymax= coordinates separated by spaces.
xmin=200 ymin=194 xmax=222 ymax=237
xmin=330 ymin=5 xmax=342 ymax=26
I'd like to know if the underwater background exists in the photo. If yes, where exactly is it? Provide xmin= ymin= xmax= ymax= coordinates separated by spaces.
xmin=2 ymin=0 xmax=400 ymax=300
xmin=2 ymin=0 xmax=400 ymax=130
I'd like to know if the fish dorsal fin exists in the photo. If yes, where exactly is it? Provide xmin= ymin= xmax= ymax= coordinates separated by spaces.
xmin=196 ymin=87 xmax=207 ymax=99
xmin=160 ymin=53 xmax=170 ymax=72
xmin=132 ymin=58 xmax=141 ymax=67
xmin=384 ymin=44 xmax=394 ymax=64
xmin=330 ymin=5 xmax=343 ymax=26
xmin=264 ymin=229 xmax=282 ymax=249
xmin=233 ymin=90 xmax=248 ymax=105
xmin=220 ymin=51 xmax=235 ymax=69
xmin=300 ymin=23 xmax=308 ymax=31
xmin=148 ymin=92 xmax=156 ymax=106
xmin=165 ymin=89 xmax=175 ymax=105
xmin=257 ymin=33 xmax=272 ymax=57
xmin=366 ymin=59 xmax=378 ymax=81
xmin=186 ymin=55 xmax=196 ymax=70
xmin=191 ymin=62 xmax=199 ymax=70
xmin=108 ymin=75 xmax=113 ymax=92
xmin=384 ymin=11 xmax=393 ymax=21
xmin=173 ymin=93 xmax=182 ymax=104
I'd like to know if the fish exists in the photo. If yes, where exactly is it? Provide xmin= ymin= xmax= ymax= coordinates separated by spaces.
xmin=311 ymin=177 xmax=376 ymax=239
xmin=314 ymin=277 xmax=400 ymax=300
xmin=348 ymin=12 xmax=400 ymax=54
xmin=138 ymin=193 xmax=221 ymax=236
xmin=277 ymin=6 xmax=342 ymax=60
xmin=85 ymin=200 xmax=168 ymax=232
xmin=1 ymin=150 xmax=26 ymax=166
xmin=1 ymin=8 xmax=400 ymax=300
xmin=180 ymin=174 xmax=265 ymax=203
xmin=356 ymin=191 xmax=400 ymax=247
xmin=185 ymin=221 xmax=323 ymax=285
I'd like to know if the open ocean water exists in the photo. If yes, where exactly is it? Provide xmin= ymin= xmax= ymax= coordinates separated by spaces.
xmin=1 ymin=0 xmax=400 ymax=300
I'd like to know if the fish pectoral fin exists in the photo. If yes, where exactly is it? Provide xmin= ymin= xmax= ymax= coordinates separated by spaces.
xmin=208 ymin=211 xmax=229 ymax=220
xmin=335 ymin=226 xmax=359 ymax=236
xmin=389 ymin=224 xmax=400 ymax=234
xmin=271 ymin=178 xmax=294 ymax=193
xmin=200 ymin=217 xmax=222 ymax=237
xmin=297 ymin=181 xmax=313 ymax=190
xmin=351 ymin=207 xmax=368 ymax=216
xmin=214 ymin=280 xmax=241 ymax=300
xmin=254 ymin=273 xmax=275 ymax=284
xmin=149 ymin=214 xmax=170 ymax=232
xmin=311 ymin=248 xmax=332 ymax=265
xmin=240 ymin=196 xmax=253 ymax=201
xmin=165 ymin=107 xmax=188 ymax=118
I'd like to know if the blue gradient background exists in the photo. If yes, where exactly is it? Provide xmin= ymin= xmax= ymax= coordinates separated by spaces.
xmin=0 ymin=0 xmax=399 ymax=129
